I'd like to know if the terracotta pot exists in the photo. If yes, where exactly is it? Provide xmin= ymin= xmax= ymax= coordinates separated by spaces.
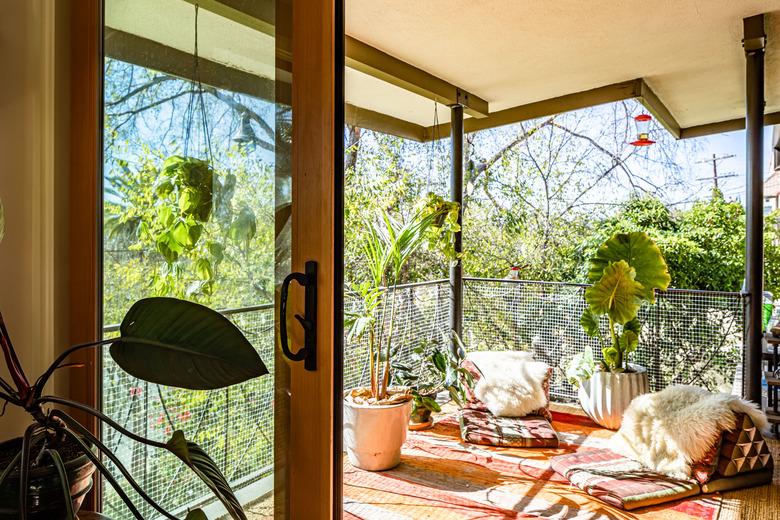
xmin=344 ymin=398 xmax=412 ymax=471
xmin=577 ymin=363 xmax=649 ymax=430
xmin=0 ymin=436 xmax=96 ymax=520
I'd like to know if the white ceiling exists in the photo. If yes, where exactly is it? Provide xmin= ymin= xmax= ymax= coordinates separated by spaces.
xmin=107 ymin=0 xmax=780 ymax=135
xmin=346 ymin=0 xmax=780 ymax=130
xmin=106 ymin=0 xmax=275 ymax=81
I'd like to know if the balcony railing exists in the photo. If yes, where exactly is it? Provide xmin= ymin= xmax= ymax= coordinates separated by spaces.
xmin=100 ymin=278 xmax=746 ymax=516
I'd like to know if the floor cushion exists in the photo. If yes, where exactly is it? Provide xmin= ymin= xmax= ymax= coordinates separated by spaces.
xmin=698 ymin=412 xmax=774 ymax=492
xmin=551 ymin=448 xmax=701 ymax=510
xmin=459 ymin=408 xmax=559 ymax=448
xmin=461 ymin=358 xmax=553 ymax=421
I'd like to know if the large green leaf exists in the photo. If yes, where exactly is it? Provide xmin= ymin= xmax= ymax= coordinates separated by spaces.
xmin=166 ymin=431 xmax=246 ymax=520
xmin=185 ymin=510 xmax=209 ymax=520
xmin=585 ymin=260 xmax=643 ymax=324
xmin=110 ymin=297 xmax=267 ymax=389
xmin=587 ymin=232 xmax=671 ymax=303
xmin=579 ymin=308 xmax=601 ymax=337
xmin=619 ymin=330 xmax=639 ymax=354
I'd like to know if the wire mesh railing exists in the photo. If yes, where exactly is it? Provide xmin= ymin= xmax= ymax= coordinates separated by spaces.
xmin=463 ymin=278 xmax=746 ymax=401
xmin=101 ymin=304 xmax=275 ymax=518
xmin=100 ymin=278 xmax=746 ymax=515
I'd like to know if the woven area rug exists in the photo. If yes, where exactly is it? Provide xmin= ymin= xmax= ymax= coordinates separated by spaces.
xmin=343 ymin=409 xmax=725 ymax=519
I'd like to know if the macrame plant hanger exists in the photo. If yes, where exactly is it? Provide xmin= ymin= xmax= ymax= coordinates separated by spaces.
xmin=426 ymin=99 xmax=443 ymax=194
xmin=182 ymin=4 xmax=214 ymax=165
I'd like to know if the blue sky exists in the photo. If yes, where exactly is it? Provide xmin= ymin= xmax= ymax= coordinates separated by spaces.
xmin=686 ymin=127 xmax=774 ymax=203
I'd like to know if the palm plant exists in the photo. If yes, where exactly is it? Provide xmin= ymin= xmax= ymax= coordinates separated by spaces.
xmin=347 ymin=194 xmax=459 ymax=402
xmin=0 ymin=297 xmax=266 ymax=519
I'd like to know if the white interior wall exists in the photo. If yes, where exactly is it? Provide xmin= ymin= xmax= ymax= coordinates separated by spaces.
xmin=0 ymin=0 xmax=72 ymax=440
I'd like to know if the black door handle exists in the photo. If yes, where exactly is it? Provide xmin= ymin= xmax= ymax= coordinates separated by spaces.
xmin=279 ymin=261 xmax=317 ymax=371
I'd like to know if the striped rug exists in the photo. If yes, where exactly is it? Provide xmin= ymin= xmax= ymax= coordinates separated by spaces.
xmin=343 ymin=410 xmax=723 ymax=519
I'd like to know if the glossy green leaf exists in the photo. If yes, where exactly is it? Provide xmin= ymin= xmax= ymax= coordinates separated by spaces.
xmin=587 ymin=231 xmax=671 ymax=303
xmin=619 ymin=330 xmax=639 ymax=354
xmin=166 ymin=431 xmax=246 ymax=520
xmin=156 ymin=234 xmax=179 ymax=264
xmin=185 ymin=510 xmax=209 ymax=520
xmin=195 ymin=258 xmax=213 ymax=281
xmin=208 ymin=242 xmax=225 ymax=263
xmin=579 ymin=308 xmax=600 ymax=337
xmin=110 ymin=297 xmax=267 ymax=390
xmin=623 ymin=318 xmax=642 ymax=336
xmin=585 ymin=260 xmax=643 ymax=324
xmin=172 ymin=220 xmax=194 ymax=247
xmin=228 ymin=207 xmax=257 ymax=245
xmin=602 ymin=346 xmax=619 ymax=366
xmin=420 ymin=396 xmax=441 ymax=412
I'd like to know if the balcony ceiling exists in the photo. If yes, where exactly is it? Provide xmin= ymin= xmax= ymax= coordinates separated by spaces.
xmin=346 ymin=0 xmax=780 ymax=132
xmin=107 ymin=0 xmax=780 ymax=138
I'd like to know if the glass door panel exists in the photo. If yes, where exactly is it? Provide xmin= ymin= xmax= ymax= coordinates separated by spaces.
xmin=101 ymin=0 xmax=296 ymax=517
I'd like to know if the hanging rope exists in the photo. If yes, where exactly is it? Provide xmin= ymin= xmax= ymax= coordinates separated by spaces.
xmin=426 ymin=99 xmax=441 ymax=193
xmin=182 ymin=4 xmax=214 ymax=163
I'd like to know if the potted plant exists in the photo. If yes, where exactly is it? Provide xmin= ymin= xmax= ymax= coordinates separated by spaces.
xmin=0 ymin=297 xmax=266 ymax=519
xmin=394 ymin=333 xmax=473 ymax=430
xmin=345 ymin=194 xmax=458 ymax=471
xmin=565 ymin=231 xmax=671 ymax=429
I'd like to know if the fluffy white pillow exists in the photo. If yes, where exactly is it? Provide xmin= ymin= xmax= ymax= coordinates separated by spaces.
xmin=467 ymin=351 xmax=550 ymax=417
xmin=612 ymin=385 xmax=768 ymax=479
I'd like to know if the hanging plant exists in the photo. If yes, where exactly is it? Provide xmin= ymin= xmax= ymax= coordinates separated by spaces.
xmin=419 ymin=192 xmax=461 ymax=262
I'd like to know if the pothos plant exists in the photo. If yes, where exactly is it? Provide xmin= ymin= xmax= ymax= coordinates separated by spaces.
xmin=0 ymin=297 xmax=266 ymax=519
xmin=393 ymin=332 xmax=474 ymax=421
xmin=106 ymin=154 xmax=260 ymax=301
xmin=566 ymin=232 xmax=671 ymax=384
xmin=346 ymin=194 xmax=460 ymax=404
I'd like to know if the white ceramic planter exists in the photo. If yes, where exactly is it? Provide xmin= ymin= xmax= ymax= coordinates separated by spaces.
xmin=343 ymin=398 xmax=412 ymax=471
xmin=577 ymin=364 xmax=649 ymax=430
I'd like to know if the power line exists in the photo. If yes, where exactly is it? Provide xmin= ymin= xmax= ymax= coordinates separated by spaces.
xmin=696 ymin=153 xmax=737 ymax=189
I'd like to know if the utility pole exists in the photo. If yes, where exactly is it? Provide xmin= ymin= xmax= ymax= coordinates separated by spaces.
xmin=697 ymin=153 xmax=737 ymax=189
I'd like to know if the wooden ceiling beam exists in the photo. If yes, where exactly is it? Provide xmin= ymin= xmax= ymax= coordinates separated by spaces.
xmin=345 ymin=36 xmax=489 ymax=118
xmin=428 ymin=79 xmax=641 ymax=139
xmin=345 ymin=104 xmax=428 ymax=142
xmin=680 ymin=111 xmax=780 ymax=139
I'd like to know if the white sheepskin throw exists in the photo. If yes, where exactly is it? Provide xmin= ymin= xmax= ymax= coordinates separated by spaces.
xmin=611 ymin=385 xmax=768 ymax=479
xmin=466 ymin=351 xmax=549 ymax=417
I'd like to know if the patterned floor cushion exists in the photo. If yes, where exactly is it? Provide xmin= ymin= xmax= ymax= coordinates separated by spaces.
xmin=551 ymin=448 xmax=701 ymax=510
xmin=459 ymin=408 xmax=559 ymax=448
xmin=699 ymin=412 xmax=774 ymax=492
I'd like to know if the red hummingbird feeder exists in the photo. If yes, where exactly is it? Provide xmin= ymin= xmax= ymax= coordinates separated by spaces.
xmin=630 ymin=114 xmax=655 ymax=146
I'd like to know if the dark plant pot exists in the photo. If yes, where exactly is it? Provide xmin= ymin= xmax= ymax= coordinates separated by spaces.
xmin=0 ymin=436 xmax=96 ymax=520
xmin=409 ymin=407 xmax=433 ymax=430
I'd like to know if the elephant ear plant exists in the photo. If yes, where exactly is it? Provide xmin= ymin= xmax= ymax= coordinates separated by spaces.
xmin=0 ymin=297 xmax=267 ymax=519
xmin=567 ymin=232 xmax=671 ymax=382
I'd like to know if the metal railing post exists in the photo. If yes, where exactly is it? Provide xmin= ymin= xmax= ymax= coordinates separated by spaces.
xmin=450 ymin=102 xmax=464 ymax=351
xmin=743 ymin=14 xmax=766 ymax=404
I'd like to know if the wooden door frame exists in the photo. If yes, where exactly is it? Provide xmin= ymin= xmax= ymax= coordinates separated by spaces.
xmin=289 ymin=0 xmax=342 ymax=517
xmin=68 ymin=0 xmax=103 ymax=510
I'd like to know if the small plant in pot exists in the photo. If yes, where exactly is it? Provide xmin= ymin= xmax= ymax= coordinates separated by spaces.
xmin=0 ymin=297 xmax=267 ymax=519
xmin=345 ymin=194 xmax=459 ymax=471
xmin=393 ymin=333 xmax=472 ymax=431
xmin=565 ymin=231 xmax=670 ymax=430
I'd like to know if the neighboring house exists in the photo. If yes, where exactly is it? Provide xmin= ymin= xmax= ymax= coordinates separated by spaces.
xmin=764 ymin=126 xmax=780 ymax=214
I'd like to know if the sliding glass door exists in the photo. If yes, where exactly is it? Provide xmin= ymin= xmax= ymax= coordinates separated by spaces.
xmin=100 ymin=0 xmax=340 ymax=517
